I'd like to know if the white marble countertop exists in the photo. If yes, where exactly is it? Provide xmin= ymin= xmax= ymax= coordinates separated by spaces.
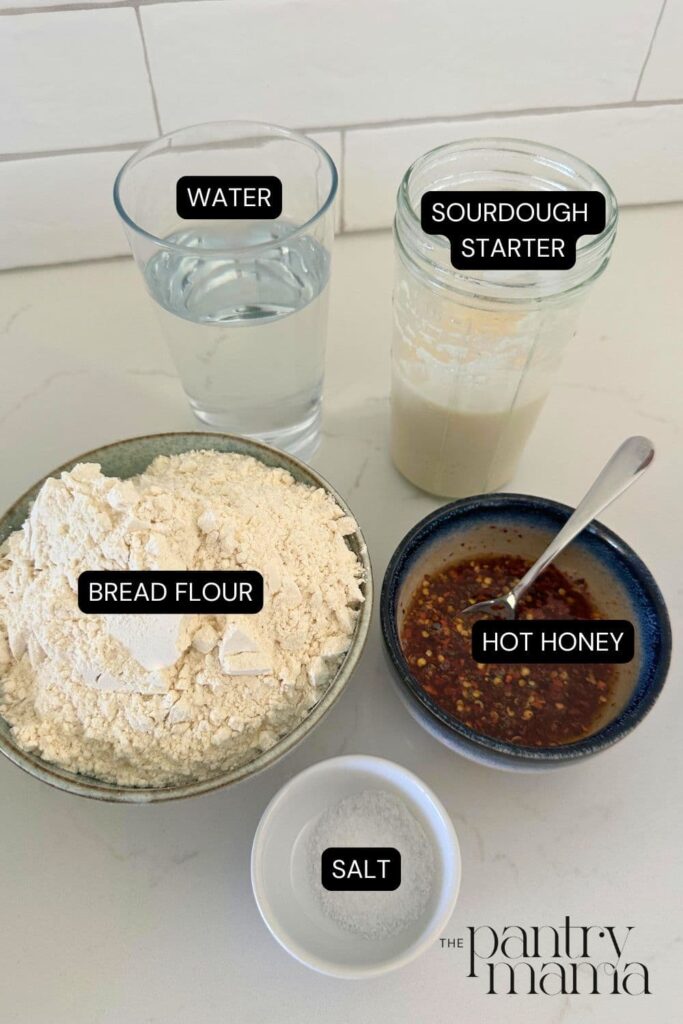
xmin=0 ymin=208 xmax=680 ymax=1023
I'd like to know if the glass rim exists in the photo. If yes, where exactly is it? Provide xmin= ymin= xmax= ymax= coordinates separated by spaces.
xmin=395 ymin=136 xmax=618 ymax=302
xmin=399 ymin=136 xmax=618 ymax=255
xmin=113 ymin=120 xmax=338 ymax=257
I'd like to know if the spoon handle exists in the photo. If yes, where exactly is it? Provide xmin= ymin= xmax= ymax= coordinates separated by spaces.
xmin=510 ymin=436 xmax=654 ymax=604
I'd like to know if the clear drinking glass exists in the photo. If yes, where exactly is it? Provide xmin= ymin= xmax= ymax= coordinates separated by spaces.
xmin=392 ymin=138 xmax=618 ymax=498
xmin=114 ymin=122 xmax=338 ymax=459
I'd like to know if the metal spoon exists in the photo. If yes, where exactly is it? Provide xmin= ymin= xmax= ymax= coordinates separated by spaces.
xmin=460 ymin=435 xmax=655 ymax=621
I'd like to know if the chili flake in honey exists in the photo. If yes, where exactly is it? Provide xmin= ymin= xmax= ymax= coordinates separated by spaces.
xmin=400 ymin=555 xmax=617 ymax=747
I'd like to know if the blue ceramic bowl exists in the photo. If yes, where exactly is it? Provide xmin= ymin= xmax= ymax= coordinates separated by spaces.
xmin=381 ymin=494 xmax=671 ymax=771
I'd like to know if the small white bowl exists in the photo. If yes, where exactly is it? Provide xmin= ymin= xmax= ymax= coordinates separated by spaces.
xmin=251 ymin=755 xmax=461 ymax=978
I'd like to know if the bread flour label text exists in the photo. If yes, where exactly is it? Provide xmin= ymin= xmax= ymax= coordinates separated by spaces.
xmin=78 ymin=570 xmax=264 ymax=614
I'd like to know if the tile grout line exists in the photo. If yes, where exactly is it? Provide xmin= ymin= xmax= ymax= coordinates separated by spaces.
xmin=633 ymin=0 xmax=668 ymax=101
xmin=0 ymin=0 xmax=227 ymax=9
xmin=332 ymin=96 xmax=683 ymax=135
xmin=0 ymin=1 xmax=131 ymax=13
xmin=134 ymin=3 xmax=163 ymax=135
xmin=3 ymin=98 xmax=683 ymax=165
xmin=0 ymin=140 xmax=153 ymax=163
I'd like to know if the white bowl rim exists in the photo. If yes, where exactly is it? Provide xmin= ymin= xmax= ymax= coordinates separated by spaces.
xmin=250 ymin=753 xmax=462 ymax=979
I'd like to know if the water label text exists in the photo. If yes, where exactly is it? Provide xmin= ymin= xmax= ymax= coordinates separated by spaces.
xmin=176 ymin=175 xmax=282 ymax=219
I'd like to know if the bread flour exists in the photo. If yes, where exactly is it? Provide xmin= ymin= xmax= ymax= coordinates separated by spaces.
xmin=0 ymin=451 xmax=365 ymax=786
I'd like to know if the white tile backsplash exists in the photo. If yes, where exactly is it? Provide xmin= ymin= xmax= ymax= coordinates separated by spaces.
xmin=2 ymin=0 xmax=683 ymax=268
xmin=141 ymin=0 xmax=661 ymax=131
xmin=638 ymin=0 xmax=683 ymax=100
xmin=0 ymin=150 xmax=134 ymax=269
xmin=0 ymin=9 xmax=156 ymax=154
xmin=344 ymin=104 xmax=683 ymax=230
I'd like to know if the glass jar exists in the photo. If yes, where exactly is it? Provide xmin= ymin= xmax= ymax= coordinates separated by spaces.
xmin=391 ymin=138 xmax=618 ymax=498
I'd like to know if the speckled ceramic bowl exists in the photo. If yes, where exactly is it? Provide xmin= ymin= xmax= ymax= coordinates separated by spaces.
xmin=0 ymin=432 xmax=372 ymax=802
xmin=381 ymin=494 xmax=671 ymax=771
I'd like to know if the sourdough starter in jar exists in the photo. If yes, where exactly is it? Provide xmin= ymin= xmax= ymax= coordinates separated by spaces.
xmin=391 ymin=139 xmax=618 ymax=498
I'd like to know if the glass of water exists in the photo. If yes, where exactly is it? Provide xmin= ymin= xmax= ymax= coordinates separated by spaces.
xmin=114 ymin=122 xmax=338 ymax=459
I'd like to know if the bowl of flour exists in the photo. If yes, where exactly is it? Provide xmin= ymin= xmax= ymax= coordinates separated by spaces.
xmin=0 ymin=433 xmax=372 ymax=801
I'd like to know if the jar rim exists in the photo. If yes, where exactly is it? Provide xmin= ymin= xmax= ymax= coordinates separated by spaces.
xmin=395 ymin=137 xmax=618 ymax=302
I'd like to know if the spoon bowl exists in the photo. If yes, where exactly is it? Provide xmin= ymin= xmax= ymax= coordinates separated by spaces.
xmin=460 ymin=594 xmax=517 ymax=620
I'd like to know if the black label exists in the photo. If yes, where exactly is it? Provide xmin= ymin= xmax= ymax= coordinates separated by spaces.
xmin=420 ymin=190 xmax=606 ymax=270
xmin=78 ymin=571 xmax=263 ymax=614
xmin=471 ymin=619 xmax=634 ymax=664
xmin=321 ymin=848 xmax=401 ymax=891
xmin=176 ymin=175 xmax=282 ymax=219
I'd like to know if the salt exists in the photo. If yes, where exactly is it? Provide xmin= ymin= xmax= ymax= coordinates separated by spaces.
xmin=308 ymin=789 xmax=435 ymax=939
